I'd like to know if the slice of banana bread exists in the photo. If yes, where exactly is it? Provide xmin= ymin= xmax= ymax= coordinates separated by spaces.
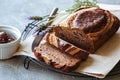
xmin=34 ymin=42 xmax=80 ymax=72
xmin=46 ymin=32 xmax=89 ymax=60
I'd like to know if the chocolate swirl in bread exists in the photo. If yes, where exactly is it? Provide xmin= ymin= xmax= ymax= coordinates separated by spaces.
xmin=54 ymin=7 xmax=120 ymax=53
xmin=46 ymin=33 xmax=89 ymax=60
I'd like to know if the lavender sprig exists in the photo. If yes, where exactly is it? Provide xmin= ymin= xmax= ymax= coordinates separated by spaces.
xmin=32 ymin=16 xmax=56 ymax=35
xmin=28 ymin=15 xmax=49 ymax=21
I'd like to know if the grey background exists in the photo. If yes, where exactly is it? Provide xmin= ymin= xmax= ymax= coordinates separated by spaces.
xmin=0 ymin=0 xmax=120 ymax=80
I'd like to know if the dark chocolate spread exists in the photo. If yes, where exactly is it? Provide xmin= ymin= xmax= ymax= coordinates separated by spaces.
xmin=0 ymin=31 xmax=15 ymax=43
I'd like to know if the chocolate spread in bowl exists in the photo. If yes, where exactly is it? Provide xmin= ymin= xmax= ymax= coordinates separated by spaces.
xmin=0 ymin=31 xmax=15 ymax=43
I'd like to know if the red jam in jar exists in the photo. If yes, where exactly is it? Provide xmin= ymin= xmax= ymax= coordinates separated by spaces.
xmin=0 ymin=31 xmax=15 ymax=43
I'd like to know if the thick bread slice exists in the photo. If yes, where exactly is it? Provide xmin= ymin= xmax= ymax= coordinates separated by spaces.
xmin=34 ymin=42 xmax=80 ymax=72
xmin=46 ymin=33 xmax=89 ymax=60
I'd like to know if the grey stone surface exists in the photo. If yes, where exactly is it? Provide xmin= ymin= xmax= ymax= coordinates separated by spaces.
xmin=98 ymin=0 xmax=120 ymax=4
xmin=0 ymin=0 xmax=120 ymax=80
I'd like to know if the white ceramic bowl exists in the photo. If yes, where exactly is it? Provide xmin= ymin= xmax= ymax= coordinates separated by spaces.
xmin=0 ymin=25 xmax=21 ymax=60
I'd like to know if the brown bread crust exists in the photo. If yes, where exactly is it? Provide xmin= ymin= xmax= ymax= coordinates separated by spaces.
xmin=34 ymin=42 xmax=80 ymax=72
xmin=54 ymin=7 xmax=120 ymax=53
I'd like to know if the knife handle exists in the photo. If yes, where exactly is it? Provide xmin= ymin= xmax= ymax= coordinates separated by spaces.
xmin=49 ymin=7 xmax=58 ymax=17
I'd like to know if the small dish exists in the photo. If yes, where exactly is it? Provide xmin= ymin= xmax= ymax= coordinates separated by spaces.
xmin=0 ymin=25 xmax=21 ymax=60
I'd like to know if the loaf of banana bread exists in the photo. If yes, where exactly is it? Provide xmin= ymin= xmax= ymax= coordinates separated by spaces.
xmin=54 ymin=7 xmax=120 ymax=53
xmin=34 ymin=7 xmax=120 ymax=72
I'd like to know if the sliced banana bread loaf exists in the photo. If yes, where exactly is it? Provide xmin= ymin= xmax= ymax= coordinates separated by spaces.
xmin=54 ymin=7 xmax=120 ymax=53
